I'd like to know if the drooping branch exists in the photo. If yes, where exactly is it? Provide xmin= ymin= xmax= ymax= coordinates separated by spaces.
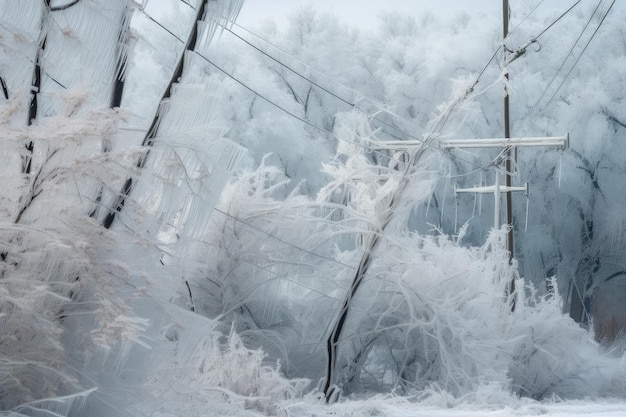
xmin=0 ymin=76 xmax=8 ymax=100
xmin=602 ymin=108 xmax=626 ymax=131
xmin=15 ymin=149 xmax=60 ymax=224
xmin=270 ymin=68 xmax=303 ymax=105
xmin=50 ymin=0 xmax=83 ymax=11
xmin=603 ymin=270 xmax=626 ymax=283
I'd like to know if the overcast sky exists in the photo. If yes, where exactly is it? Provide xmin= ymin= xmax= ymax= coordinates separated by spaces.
xmin=237 ymin=0 xmax=623 ymax=29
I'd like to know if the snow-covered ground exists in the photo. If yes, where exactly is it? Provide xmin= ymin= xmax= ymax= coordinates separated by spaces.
xmin=274 ymin=398 xmax=626 ymax=417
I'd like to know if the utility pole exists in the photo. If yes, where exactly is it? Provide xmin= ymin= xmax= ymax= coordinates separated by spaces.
xmin=368 ymin=1 xmax=569 ymax=315
xmin=503 ymin=0 xmax=514 ymax=262
xmin=502 ymin=0 xmax=517 ymax=306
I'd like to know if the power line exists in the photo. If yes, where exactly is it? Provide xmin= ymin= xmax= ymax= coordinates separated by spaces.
xmin=134 ymin=8 xmax=408 ymax=166
xmin=213 ymin=207 xmax=357 ymax=270
xmin=203 ymin=56 xmax=421 ymax=167
xmin=475 ymin=45 xmax=502 ymax=83
xmin=520 ymin=0 xmax=603 ymax=132
xmin=136 ymin=6 xmax=500 ymax=189
xmin=522 ymin=0 xmax=615 ymax=133
xmin=504 ymin=0 xmax=582 ymax=65
xmin=222 ymin=23 xmax=355 ymax=108
xmin=508 ymin=0 xmax=546 ymax=35
xmin=140 ymin=8 xmax=506 ymax=180
xmin=537 ymin=0 xmax=615 ymax=115
xmin=534 ymin=0 xmax=582 ymax=40
xmin=203 ymin=52 xmax=502 ymax=177
xmin=231 ymin=19 xmax=499 ymax=115
xmin=226 ymin=21 xmax=494 ymax=149
xmin=140 ymin=7 xmax=182 ymax=41
xmin=228 ymin=21 xmax=500 ymax=143
xmin=225 ymin=21 xmax=419 ymax=143
xmin=176 ymin=0 xmax=195 ymax=9
xmin=231 ymin=22 xmax=363 ymax=102
xmin=204 ymin=56 xmax=331 ymax=134
xmin=216 ymin=21 xmax=507 ymax=173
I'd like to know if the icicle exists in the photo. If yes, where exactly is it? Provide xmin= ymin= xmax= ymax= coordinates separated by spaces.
xmin=114 ymin=5 xmax=134 ymax=83
xmin=558 ymin=150 xmax=563 ymax=189
xmin=493 ymin=169 xmax=501 ymax=229
xmin=472 ymin=189 xmax=477 ymax=217
xmin=478 ymin=171 xmax=483 ymax=216
xmin=524 ymin=184 xmax=530 ymax=233
xmin=454 ymin=190 xmax=458 ymax=234
xmin=204 ymin=0 xmax=245 ymax=36
xmin=196 ymin=19 xmax=220 ymax=53
xmin=440 ymin=178 xmax=449 ymax=227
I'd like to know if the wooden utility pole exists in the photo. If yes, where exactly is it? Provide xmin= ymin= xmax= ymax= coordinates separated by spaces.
xmin=502 ymin=0 xmax=516 ymax=306
xmin=503 ymin=0 xmax=514 ymax=262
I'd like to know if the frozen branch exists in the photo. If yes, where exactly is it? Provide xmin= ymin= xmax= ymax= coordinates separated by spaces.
xmin=0 ymin=76 xmax=8 ymax=99
xmin=50 ymin=0 xmax=83 ymax=11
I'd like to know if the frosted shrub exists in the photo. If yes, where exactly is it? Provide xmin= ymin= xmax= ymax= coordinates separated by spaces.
xmin=208 ymin=150 xmax=626 ymax=402
xmin=132 ymin=321 xmax=308 ymax=416
xmin=0 ymin=221 xmax=148 ymax=410
xmin=204 ymin=104 xmax=626 ymax=402
xmin=0 ymin=96 xmax=148 ymax=411
xmin=326 ymin=227 xmax=626 ymax=401
xmin=0 ymin=241 xmax=79 ymax=408
xmin=203 ymin=158 xmax=355 ymax=378
xmin=330 ymin=229 xmax=512 ymax=396
xmin=506 ymin=280 xmax=624 ymax=400
xmin=207 ymin=326 xmax=309 ymax=413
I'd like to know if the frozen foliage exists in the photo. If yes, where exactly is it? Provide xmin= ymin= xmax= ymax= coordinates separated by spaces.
xmin=128 ymin=321 xmax=308 ymax=416
xmin=212 ymin=1 xmax=626 ymax=336
xmin=1 ymin=0 xmax=626 ymax=416
xmin=332 ymin=230 xmax=625 ymax=399
xmin=195 ymin=0 xmax=626 ymax=406
xmin=0 ymin=0 xmax=245 ymax=414
xmin=208 ymin=133 xmax=626 ymax=402
xmin=0 ymin=94 xmax=145 ymax=410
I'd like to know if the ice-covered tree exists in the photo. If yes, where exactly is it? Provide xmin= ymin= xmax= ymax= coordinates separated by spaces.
xmin=195 ymin=0 xmax=626 ymax=401
xmin=0 ymin=0 xmax=245 ymax=414
xmin=215 ymin=2 xmax=626 ymax=332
